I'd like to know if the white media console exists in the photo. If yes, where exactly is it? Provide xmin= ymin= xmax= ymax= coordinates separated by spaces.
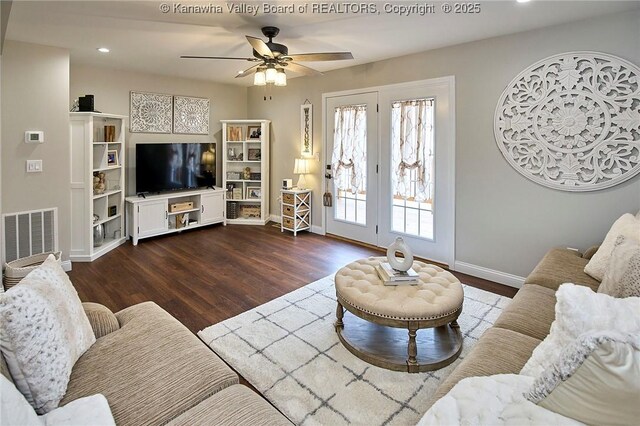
xmin=125 ymin=187 xmax=225 ymax=245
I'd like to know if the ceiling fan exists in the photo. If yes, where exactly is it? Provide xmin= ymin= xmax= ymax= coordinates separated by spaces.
xmin=181 ymin=26 xmax=354 ymax=86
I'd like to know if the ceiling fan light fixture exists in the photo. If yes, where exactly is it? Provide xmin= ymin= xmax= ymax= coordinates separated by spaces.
xmin=265 ymin=65 xmax=277 ymax=84
xmin=275 ymin=69 xmax=287 ymax=86
xmin=254 ymin=69 xmax=266 ymax=86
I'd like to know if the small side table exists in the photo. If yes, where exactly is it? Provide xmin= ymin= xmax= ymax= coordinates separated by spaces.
xmin=281 ymin=188 xmax=311 ymax=236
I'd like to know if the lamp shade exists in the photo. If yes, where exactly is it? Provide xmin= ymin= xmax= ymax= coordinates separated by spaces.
xmin=293 ymin=158 xmax=309 ymax=174
xmin=201 ymin=150 xmax=214 ymax=168
xmin=275 ymin=69 xmax=287 ymax=86
xmin=265 ymin=66 xmax=277 ymax=84
xmin=254 ymin=69 xmax=266 ymax=86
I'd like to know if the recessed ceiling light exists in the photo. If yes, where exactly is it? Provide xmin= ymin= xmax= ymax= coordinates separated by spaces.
xmin=517 ymin=0 xmax=531 ymax=3
xmin=97 ymin=47 xmax=110 ymax=53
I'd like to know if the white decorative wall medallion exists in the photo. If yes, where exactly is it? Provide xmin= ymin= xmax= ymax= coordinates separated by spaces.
xmin=494 ymin=52 xmax=640 ymax=191
xmin=173 ymin=96 xmax=210 ymax=135
xmin=130 ymin=91 xmax=173 ymax=133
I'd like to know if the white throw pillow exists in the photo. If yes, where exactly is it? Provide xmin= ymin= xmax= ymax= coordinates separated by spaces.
xmin=0 ymin=375 xmax=40 ymax=425
xmin=584 ymin=213 xmax=640 ymax=281
xmin=598 ymin=236 xmax=640 ymax=297
xmin=527 ymin=331 xmax=640 ymax=426
xmin=520 ymin=283 xmax=640 ymax=378
xmin=0 ymin=255 xmax=95 ymax=413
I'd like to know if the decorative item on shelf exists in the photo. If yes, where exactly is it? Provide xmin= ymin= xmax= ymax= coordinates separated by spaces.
xmin=107 ymin=179 xmax=121 ymax=191
xmin=246 ymin=186 xmax=261 ymax=200
xmin=243 ymin=167 xmax=251 ymax=180
xmin=301 ymin=102 xmax=313 ymax=157
xmin=108 ymin=206 xmax=117 ymax=217
xmin=226 ymin=184 xmax=234 ymax=198
xmin=228 ymin=147 xmax=236 ymax=160
xmin=248 ymin=148 xmax=261 ymax=161
xmin=104 ymin=125 xmax=116 ymax=142
xmin=227 ymin=202 xmax=239 ymax=219
xmin=282 ymin=178 xmax=293 ymax=189
xmin=227 ymin=126 xmax=243 ymax=141
xmin=237 ymin=152 xmax=244 ymax=161
xmin=240 ymin=204 xmax=261 ymax=218
xmin=232 ymin=187 xmax=243 ymax=200
xmin=227 ymin=171 xmax=241 ymax=180
xmin=169 ymin=201 xmax=194 ymax=213
xmin=93 ymin=172 xmax=106 ymax=195
xmin=386 ymin=237 xmax=414 ymax=272
xmin=293 ymin=158 xmax=309 ymax=189
xmin=176 ymin=213 xmax=189 ymax=229
xmin=93 ymin=221 xmax=105 ymax=247
xmin=173 ymin=95 xmax=210 ymax=135
xmin=107 ymin=149 xmax=119 ymax=167
xmin=247 ymin=125 xmax=261 ymax=140
xmin=250 ymin=172 xmax=261 ymax=181
xmin=130 ymin=91 xmax=172 ymax=133
xmin=78 ymin=95 xmax=95 ymax=112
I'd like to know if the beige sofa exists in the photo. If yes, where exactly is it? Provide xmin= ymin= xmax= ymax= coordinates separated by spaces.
xmin=427 ymin=247 xmax=601 ymax=407
xmin=1 ymin=301 xmax=291 ymax=426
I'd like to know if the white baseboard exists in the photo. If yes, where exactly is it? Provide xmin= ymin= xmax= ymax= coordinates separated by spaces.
xmin=269 ymin=215 xmax=323 ymax=235
xmin=453 ymin=261 xmax=524 ymax=289
xmin=62 ymin=260 xmax=72 ymax=272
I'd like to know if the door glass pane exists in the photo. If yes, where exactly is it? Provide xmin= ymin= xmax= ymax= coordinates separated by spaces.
xmin=332 ymin=104 xmax=367 ymax=225
xmin=390 ymin=98 xmax=435 ymax=239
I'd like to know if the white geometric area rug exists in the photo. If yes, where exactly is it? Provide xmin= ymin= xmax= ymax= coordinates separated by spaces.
xmin=199 ymin=275 xmax=510 ymax=426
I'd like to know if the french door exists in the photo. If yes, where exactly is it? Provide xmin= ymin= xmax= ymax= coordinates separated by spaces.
xmin=325 ymin=93 xmax=378 ymax=245
xmin=324 ymin=78 xmax=454 ymax=266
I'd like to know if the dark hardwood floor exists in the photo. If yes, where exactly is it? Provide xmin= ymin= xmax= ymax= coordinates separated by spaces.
xmin=69 ymin=223 xmax=517 ymax=334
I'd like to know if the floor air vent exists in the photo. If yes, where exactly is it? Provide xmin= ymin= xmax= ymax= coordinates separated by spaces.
xmin=2 ymin=208 xmax=58 ymax=265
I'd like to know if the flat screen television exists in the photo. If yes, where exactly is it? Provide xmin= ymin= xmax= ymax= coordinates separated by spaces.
xmin=136 ymin=143 xmax=216 ymax=194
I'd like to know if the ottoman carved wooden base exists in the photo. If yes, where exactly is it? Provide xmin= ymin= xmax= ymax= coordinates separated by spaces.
xmin=334 ymin=257 xmax=464 ymax=373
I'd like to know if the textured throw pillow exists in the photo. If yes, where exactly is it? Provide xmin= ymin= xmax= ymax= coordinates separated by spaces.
xmin=0 ymin=255 xmax=96 ymax=414
xmin=598 ymin=236 xmax=640 ymax=297
xmin=584 ymin=213 xmax=640 ymax=281
xmin=41 ymin=394 xmax=116 ymax=426
xmin=520 ymin=283 xmax=640 ymax=378
xmin=527 ymin=332 xmax=640 ymax=425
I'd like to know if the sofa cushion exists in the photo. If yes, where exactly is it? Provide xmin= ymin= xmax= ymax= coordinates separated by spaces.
xmin=167 ymin=385 xmax=292 ymax=426
xmin=82 ymin=303 xmax=120 ymax=339
xmin=426 ymin=327 xmax=541 ymax=409
xmin=493 ymin=284 xmax=556 ymax=341
xmin=60 ymin=302 xmax=238 ymax=426
xmin=524 ymin=248 xmax=600 ymax=291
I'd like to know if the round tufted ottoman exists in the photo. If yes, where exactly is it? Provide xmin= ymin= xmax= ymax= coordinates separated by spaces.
xmin=334 ymin=257 xmax=463 ymax=373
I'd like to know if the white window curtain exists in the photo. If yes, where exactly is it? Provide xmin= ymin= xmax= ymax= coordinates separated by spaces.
xmin=391 ymin=99 xmax=434 ymax=202
xmin=332 ymin=105 xmax=367 ymax=194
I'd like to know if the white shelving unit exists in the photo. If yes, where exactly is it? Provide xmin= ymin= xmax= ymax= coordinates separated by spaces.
xmin=69 ymin=112 xmax=127 ymax=261
xmin=125 ymin=188 xmax=225 ymax=245
xmin=221 ymin=119 xmax=270 ymax=225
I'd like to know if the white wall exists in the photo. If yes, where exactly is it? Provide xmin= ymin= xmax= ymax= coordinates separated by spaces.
xmin=248 ymin=10 xmax=640 ymax=279
xmin=70 ymin=65 xmax=247 ymax=195
xmin=1 ymin=41 xmax=71 ymax=259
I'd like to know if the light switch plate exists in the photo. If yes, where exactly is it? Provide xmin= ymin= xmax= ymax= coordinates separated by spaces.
xmin=26 ymin=160 xmax=43 ymax=173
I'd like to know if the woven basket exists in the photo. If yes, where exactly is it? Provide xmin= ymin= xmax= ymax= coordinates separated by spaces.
xmin=2 ymin=251 xmax=62 ymax=291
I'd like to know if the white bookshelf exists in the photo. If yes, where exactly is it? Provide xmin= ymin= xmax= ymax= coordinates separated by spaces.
xmin=221 ymin=120 xmax=270 ymax=225
xmin=69 ymin=112 xmax=127 ymax=261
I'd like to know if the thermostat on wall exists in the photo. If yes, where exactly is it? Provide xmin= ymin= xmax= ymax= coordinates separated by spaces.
xmin=25 ymin=131 xmax=44 ymax=144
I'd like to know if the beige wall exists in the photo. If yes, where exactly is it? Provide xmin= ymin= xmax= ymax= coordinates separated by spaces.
xmin=70 ymin=65 xmax=247 ymax=195
xmin=248 ymin=10 xmax=640 ymax=279
xmin=1 ymin=41 xmax=71 ymax=259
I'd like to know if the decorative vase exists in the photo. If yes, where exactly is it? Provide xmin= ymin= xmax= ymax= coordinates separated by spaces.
xmin=386 ymin=237 xmax=413 ymax=272
xmin=93 ymin=224 xmax=105 ymax=247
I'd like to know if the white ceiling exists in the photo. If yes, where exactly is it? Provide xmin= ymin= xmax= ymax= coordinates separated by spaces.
xmin=6 ymin=1 xmax=639 ymax=86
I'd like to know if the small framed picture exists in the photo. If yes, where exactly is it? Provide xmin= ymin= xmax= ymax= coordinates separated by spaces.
xmin=247 ymin=125 xmax=261 ymax=140
xmin=108 ymin=205 xmax=117 ymax=217
xmin=227 ymin=126 xmax=243 ymax=141
xmin=107 ymin=149 xmax=119 ymax=166
xmin=248 ymin=148 xmax=261 ymax=161
xmin=246 ymin=186 xmax=261 ymax=200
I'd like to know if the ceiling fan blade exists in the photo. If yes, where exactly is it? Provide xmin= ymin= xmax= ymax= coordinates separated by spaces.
xmin=287 ymin=52 xmax=353 ymax=62
xmin=181 ymin=55 xmax=258 ymax=61
xmin=286 ymin=62 xmax=323 ymax=76
xmin=246 ymin=36 xmax=273 ymax=58
xmin=235 ymin=63 xmax=261 ymax=78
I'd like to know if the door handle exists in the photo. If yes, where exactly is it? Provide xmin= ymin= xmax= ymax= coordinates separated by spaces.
xmin=165 ymin=211 xmax=168 ymax=219
xmin=201 ymin=205 xmax=205 ymax=213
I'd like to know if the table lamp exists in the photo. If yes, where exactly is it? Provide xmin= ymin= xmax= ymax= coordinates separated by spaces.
xmin=293 ymin=158 xmax=309 ymax=190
